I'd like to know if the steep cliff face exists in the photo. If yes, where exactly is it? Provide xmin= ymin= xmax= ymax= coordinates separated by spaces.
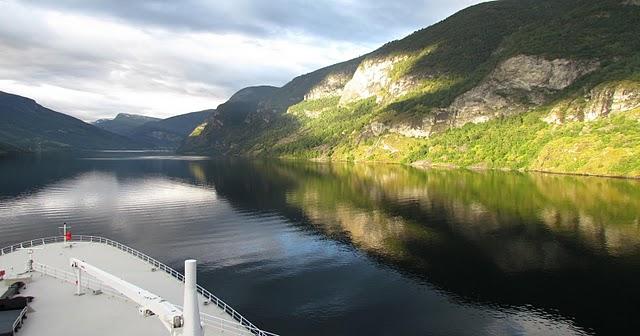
xmin=304 ymin=66 xmax=359 ymax=101
xmin=378 ymin=55 xmax=600 ymax=138
xmin=544 ymin=81 xmax=640 ymax=124
xmin=260 ymin=58 xmax=363 ymax=113
xmin=339 ymin=56 xmax=409 ymax=104
xmin=180 ymin=0 xmax=640 ymax=177
xmin=583 ymin=82 xmax=640 ymax=121
xmin=447 ymin=55 xmax=599 ymax=126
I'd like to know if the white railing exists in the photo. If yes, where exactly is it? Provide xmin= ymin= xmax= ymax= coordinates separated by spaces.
xmin=201 ymin=312 xmax=274 ymax=336
xmin=13 ymin=306 xmax=28 ymax=332
xmin=1 ymin=235 xmax=278 ymax=336
xmin=32 ymin=262 xmax=126 ymax=299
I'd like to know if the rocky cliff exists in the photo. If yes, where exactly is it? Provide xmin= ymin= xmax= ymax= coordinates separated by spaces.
xmin=447 ymin=55 xmax=599 ymax=126
xmin=181 ymin=0 xmax=640 ymax=177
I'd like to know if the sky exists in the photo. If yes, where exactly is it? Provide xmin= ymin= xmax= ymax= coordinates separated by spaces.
xmin=0 ymin=0 xmax=484 ymax=121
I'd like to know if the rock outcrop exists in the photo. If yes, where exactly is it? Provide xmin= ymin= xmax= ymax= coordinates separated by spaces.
xmin=262 ymin=58 xmax=362 ymax=112
xmin=447 ymin=55 xmax=599 ymax=127
xmin=339 ymin=56 xmax=410 ymax=105
xmin=382 ymin=55 xmax=600 ymax=138
xmin=544 ymin=81 xmax=640 ymax=124
xmin=583 ymin=81 xmax=640 ymax=121
xmin=304 ymin=72 xmax=354 ymax=101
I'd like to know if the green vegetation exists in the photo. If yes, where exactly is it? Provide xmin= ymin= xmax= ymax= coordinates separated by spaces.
xmin=532 ymin=111 xmax=640 ymax=176
xmin=287 ymin=96 xmax=341 ymax=116
xmin=188 ymin=123 xmax=207 ymax=137
xmin=501 ymin=0 xmax=640 ymax=60
xmin=258 ymin=97 xmax=380 ymax=160
xmin=405 ymin=107 xmax=640 ymax=177
xmin=181 ymin=0 xmax=640 ymax=178
xmin=254 ymin=93 xmax=640 ymax=177
xmin=405 ymin=112 xmax=550 ymax=169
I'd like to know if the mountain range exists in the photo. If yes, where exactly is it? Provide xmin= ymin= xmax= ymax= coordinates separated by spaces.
xmin=0 ymin=91 xmax=211 ymax=154
xmin=93 ymin=113 xmax=160 ymax=136
xmin=180 ymin=0 xmax=640 ymax=178
xmin=92 ymin=111 xmax=211 ymax=149
xmin=0 ymin=91 xmax=142 ymax=152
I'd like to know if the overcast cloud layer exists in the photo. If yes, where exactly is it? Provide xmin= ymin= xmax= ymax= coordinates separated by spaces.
xmin=0 ymin=0 xmax=483 ymax=121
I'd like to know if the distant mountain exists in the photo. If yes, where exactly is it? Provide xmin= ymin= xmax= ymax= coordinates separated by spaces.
xmin=128 ymin=110 xmax=212 ymax=149
xmin=93 ymin=113 xmax=160 ymax=136
xmin=182 ymin=0 xmax=640 ymax=178
xmin=0 ymin=91 xmax=145 ymax=151
xmin=180 ymin=87 xmax=279 ymax=153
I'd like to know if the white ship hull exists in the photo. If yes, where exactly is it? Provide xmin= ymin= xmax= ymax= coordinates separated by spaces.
xmin=0 ymin=236 xmax=276 ymax=336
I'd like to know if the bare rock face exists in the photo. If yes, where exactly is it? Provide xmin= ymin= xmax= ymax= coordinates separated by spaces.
xmin=388 ymin=77 xmax=420 ymax=98
xmin=493 ymin=55 xmax=598 ymax=90
xmin=304 ymin=73 xmax=353 ymax=101
xmin=379 ymin=55 xmax=600 ymax=138
xmin=388 ymin=123 xmax=432 ymax=138
xmin=339 ymin=56 xmax=409 ymax=105
xmin=544 ymin=81 xmax=640 ymax=123
xmin=448 ymin=55 xmax=599 ymax=127
xmin=623 ymin=0 xmax=640 ymax=6
xmin=583 ymin=82 xmax=640 ymax=121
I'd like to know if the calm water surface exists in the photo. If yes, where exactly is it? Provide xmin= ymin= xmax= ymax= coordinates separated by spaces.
xmin=1 ymin=152 xmax=639 ymax=335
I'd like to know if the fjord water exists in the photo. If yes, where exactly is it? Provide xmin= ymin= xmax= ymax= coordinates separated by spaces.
xmin=1 ymin=153 xmax=639 ymax=336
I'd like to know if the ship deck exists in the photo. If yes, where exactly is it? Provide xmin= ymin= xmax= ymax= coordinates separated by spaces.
xmin=0 ymin=238 xmax=267 ymax=336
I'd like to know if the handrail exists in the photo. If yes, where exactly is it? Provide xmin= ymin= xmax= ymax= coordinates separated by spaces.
xmin=13 ymin=306 xmax=28 ymax=331
xmin=1 ymin=235 xmax=278 ymax=336
xmin=32 ymin=262 xmax=126 ymax=299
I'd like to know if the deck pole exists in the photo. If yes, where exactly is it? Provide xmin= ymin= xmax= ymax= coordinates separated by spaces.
xmin=183 ymin=259 xmax=203 ymax=336
xmin=75 ymin=267 xmax=82 ymax=295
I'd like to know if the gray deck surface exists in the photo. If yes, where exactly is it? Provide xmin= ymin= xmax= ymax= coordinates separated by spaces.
xmin=0 ymin=242 xmax=253 ymax=335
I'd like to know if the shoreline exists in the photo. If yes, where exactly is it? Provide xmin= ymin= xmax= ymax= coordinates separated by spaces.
xmin=277 ymin=156 xmax=640 ymax=181
xmin=409 ymin=161 xmax=640 ymax=181
xmin=6 ymin=151 xmax=640 ymax=181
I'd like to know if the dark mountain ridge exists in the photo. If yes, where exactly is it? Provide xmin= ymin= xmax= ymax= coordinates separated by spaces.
xmin=0 ymin=91 xmax=145 ymax=151
xmin=93 ymin=113 xmax=160 ymax=137
xmin=129 ymin=109 xmax=212 ymax=149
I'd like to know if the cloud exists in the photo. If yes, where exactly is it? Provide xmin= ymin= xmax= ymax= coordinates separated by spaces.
xmin=0 ymin=0 xmax=484 ymax=121
xmin=23 ymin=0 xmax=484 ymax=42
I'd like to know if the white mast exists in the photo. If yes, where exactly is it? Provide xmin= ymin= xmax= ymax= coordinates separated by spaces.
xmin=58 ymin=222 xmax=72 ymax=247
xmin=183 ymin=259 xmax=204 ymax=336
xmin=59 ymin=223 xmax=69 ymax=238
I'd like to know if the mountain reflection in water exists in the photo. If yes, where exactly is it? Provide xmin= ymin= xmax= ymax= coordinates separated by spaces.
xmin=1 ymin=153 xmax=639 ymax=335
